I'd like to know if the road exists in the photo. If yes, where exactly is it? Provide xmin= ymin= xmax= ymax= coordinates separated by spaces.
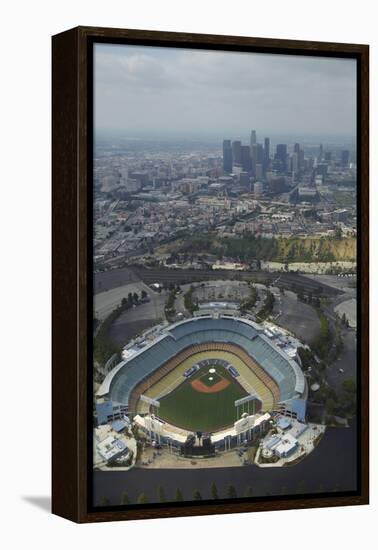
xmin=326 ymin=328 xmax=357 ymax=391
xmin=125 ymin=267 xmax=342 ymax=297
xmin=319 ymin=285 xmax=357 ymax=391
xmin=94 ymin=267 xmax=140 ymax=295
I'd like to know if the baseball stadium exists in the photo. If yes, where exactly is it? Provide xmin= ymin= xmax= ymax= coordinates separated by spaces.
xmin=96 ymin=315 xmax=307 ymax=454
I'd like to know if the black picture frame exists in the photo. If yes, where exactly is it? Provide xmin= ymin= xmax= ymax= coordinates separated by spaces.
xmin=52 ymin=26 xmax=369 ymax=523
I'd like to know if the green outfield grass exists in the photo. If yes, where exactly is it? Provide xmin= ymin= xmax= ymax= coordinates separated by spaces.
xmin=158 ymin=367 xmax=247 ymax=432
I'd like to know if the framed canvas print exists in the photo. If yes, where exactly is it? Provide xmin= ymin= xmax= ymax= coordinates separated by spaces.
xmin=52 ymin=26 xmax=369 ymax=523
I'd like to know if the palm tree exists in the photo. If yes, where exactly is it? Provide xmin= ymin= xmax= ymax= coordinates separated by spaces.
xmin=121 ymin=491 xmax=130 ymax=505
xmin=175 ymin=488 xmax=183 ymax=502
xmin=211 ymin=482 xmax=219 ymax=500
xmin=137 ymin=492 xmax=148 ymax=504
xmin=227 ymin=485 xmax=237 ymax=499
xmin=157 ymin=485 xmax=166 ymax=503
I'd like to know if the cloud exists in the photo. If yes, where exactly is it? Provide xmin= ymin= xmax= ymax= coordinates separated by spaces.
xmin=94 ymin=43 xmax=356 ymax=138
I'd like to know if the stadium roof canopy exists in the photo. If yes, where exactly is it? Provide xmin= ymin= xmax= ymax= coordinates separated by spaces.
xmin=97 ymin=316 xmax=306 ymax=408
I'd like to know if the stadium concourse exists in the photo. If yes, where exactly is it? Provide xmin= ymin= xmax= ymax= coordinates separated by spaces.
xmin=96 ymin=315 xmax=308 ymax=456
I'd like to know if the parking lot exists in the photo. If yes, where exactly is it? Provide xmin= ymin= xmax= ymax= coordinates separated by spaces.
xmin=273 ymin=290 xmax=321 ymax=344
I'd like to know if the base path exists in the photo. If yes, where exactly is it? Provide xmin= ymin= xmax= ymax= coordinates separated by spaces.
xmin=191 ymin=377 xmax=230 ymax=393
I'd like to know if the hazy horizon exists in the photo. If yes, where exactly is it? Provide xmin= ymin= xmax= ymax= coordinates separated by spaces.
xmin=95 ymin=128 xmax=356 ymax=146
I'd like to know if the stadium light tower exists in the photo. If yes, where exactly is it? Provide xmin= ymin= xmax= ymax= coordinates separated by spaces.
xmin=235 ymin=394 xmax=257 ymax=419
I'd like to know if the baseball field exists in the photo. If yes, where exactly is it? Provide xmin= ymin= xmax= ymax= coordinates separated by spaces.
xmin=157 ymin=366 xmax=248 ymax=432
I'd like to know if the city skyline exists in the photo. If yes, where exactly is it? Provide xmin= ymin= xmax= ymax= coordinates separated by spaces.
xmin=94 ymin=44 xmax=357 ymax=137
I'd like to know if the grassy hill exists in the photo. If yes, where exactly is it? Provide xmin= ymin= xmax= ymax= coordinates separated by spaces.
xmin=158 ymin=234 xmax=356 ymax=264
xmin=274 ymin=237 xmax=356 ymax=263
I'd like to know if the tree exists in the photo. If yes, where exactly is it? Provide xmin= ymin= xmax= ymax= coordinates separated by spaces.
xmin=256 ymin=290 xmax=275 ymax=322
xmin=193 ymin=490 xmax=202 ymax=501
xmin=157 ymin=486 xmax=166 ymax=503
xmin=342 ymin=379 xmax=356 ymax=394
xmin=184 ymin=286 xmax=199 ymax=314
xmin=100 ymin=497 xmax=110 ymax=506
xmin=175 ymin=488 xmax=183 ymax=502
xmin=334 ymin=226 xmax=342 ymax=239
xmin=137 ymin=492 xmax=148 ymax=504
xmin=141 ymin=289 xmax=147 ymax=300
xmin=211 ymin=482 xmax=219 ymax=500
xmin=121 ymin=297 xmax=127 ymax=307
xmin=121 ymin=491 xmax=130 ymax=505
xmin=133 ymin=292 xmax=139 ymax=304
xmin=325 ymin=397 xmax=337 ymax=415
xmin=227 ymin=485 xmax=237 ymax=499
xmin=342 ymin=312 xmax=349 ymax=327
xmin=244 ymin=487 xmax=253 ymax=498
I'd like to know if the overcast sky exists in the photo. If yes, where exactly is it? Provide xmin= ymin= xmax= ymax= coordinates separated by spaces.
xmin=94 ymin=43 xmax=356 ymax=140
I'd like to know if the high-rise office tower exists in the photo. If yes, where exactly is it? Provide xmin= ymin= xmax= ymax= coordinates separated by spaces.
xmin=222 ymin=139 xmax=233 ymax=173
xmin=119 ymin=165 xmax=128 ymax=187
xmin=264 ymin=137 xmax=270 ymax=165
xmin=250 ymin=143 xmax=257 ymax=176
xmin=232 ymin=140 xmax=242 ymax=165
xmin=250 ymin=129 xmax=257 ymax=148
xmin=255 ymin=163 xmax=263 ymax=180
xmin=241 ymin=145 xmax=252 ymax=172
xmin=341 ymin=149 xmax=350 ymax=166
xmin=250 ymin=143 xmax=264 ymax=177
xmin=291 ymin=152 xmax=299 ymax=173
xmin=256 ymin=144 xmax=264 ymax=164
xmin=276 ymin=144 xmax=288 ymax=172
xmin=263 ymin=138 xmax=270 ymax=175
xmin=299 ymin=149 xmax=305 ymax=170
xmin=294 ymin=143 xmax=304 ymax=170
xmin=318 ymin=144 xmax=324 ymax=161
xmin=239 ymin=172 xmax=250 ymax=186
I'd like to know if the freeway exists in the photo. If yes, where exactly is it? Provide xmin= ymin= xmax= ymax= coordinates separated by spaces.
xmin=95 ymin=266 xmax=342 ymax=297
